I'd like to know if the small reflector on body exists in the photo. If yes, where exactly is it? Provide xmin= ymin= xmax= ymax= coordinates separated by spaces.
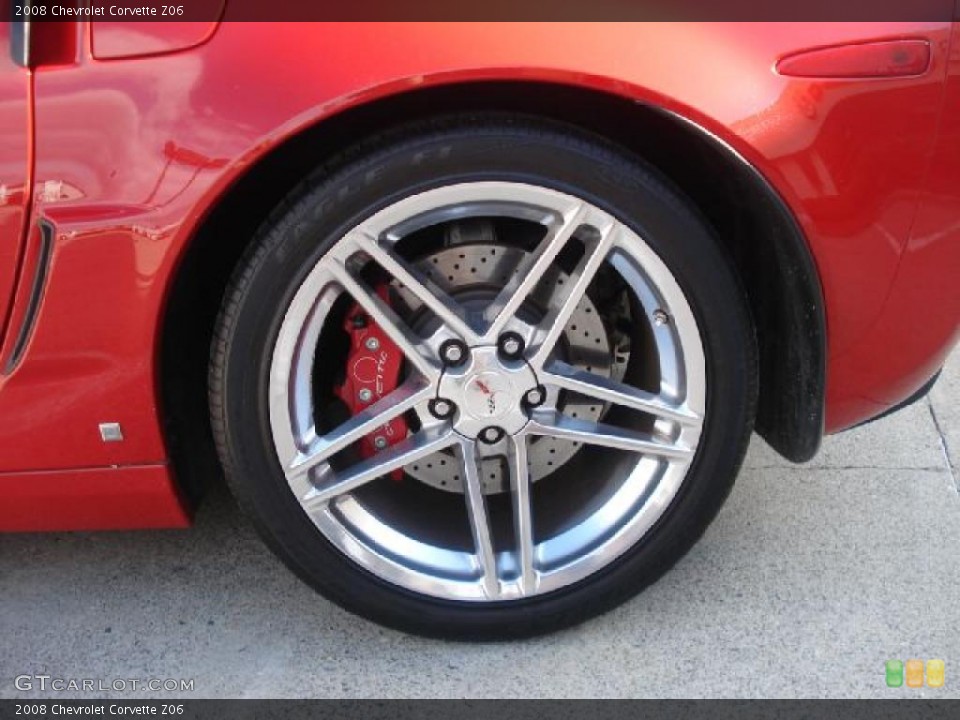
xmin=777 ymin=39 xmax=931 ymax=79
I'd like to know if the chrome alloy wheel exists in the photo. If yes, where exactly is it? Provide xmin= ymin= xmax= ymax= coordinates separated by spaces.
xmin=269 ymin=181 xmax=705 ymax=602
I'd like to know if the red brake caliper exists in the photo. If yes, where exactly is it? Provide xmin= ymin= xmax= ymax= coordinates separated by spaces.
xmin=334 ymin=285 xmax=408 ymax=481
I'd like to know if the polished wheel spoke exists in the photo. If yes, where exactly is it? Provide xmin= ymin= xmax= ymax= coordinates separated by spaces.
xmin=529 ymin=223 xmax=618 ymax=368
xmin=528 ymin=410 xmax=693 ymax=460
xmin=351 ymin=232 xmax=481 ymax=344
xmin=543 ymin=360 xmax=701 ymax=427
xmin=301 ymin=427 xmax=457 ymax=509
xmin=482 ymin=203 xmax=587 ymax=341
xmin=459 ymin=440 xmax=500 ymax=599
xmin=508 ymin=435 xmax=537 ymax=596
xmin=286 ymin=379 xmax=433 ymax=482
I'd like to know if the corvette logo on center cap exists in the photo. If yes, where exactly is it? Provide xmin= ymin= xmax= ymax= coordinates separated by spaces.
xmin=473 ymin=379 xmax=498 ymax=413
xmin=464 ymin=373 xmax=512 ymax=418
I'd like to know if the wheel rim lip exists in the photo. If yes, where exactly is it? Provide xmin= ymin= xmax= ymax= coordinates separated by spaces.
xmin=268 ymin=181 xmax=706 ymax=603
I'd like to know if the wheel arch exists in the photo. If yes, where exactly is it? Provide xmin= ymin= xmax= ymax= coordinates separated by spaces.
xmin=159 ymin=79 xmax=825 ymax=503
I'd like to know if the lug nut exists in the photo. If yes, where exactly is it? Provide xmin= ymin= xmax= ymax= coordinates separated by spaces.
xmin=524 ymin=386 xmax=546 ymax=408
xmin=364 ymin=337 xmax=380 ymax=351
xmin=478 ymin=426 xmax=506 ymax=445
xmin=373 ymin=436 xmax=388 ymax=450
xmin=439 ymin=339 xmax=468 ymax=367
xmin=358 ymin=388 xmax=373 ymax=403
xmin=498 ymin=332 xmax=525 ymax=360
xmin=429 ymin=398 xmax=456 ymax=420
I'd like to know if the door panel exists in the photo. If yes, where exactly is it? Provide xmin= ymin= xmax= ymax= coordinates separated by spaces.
xmin=0 ymin=22 xmax=31 ymax=344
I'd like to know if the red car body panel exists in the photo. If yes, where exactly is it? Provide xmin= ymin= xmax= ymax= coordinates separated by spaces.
xmin=0 ymin=23 xmax=31 ymax=350
xmin=1 ymin=21 xmax=958 ymax=530
xmin=90 ymin=17 xmax=224 ymax=60
xmin=0 ymin=465 xmax=187 ymax=531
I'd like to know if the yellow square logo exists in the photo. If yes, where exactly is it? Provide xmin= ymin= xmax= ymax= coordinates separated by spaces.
xmin=927 ymin=659 xmax=945 ymax=688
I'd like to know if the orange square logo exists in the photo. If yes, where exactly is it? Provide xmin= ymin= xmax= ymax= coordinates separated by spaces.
xmin=906 ymin=659 xmax=925 ymax=688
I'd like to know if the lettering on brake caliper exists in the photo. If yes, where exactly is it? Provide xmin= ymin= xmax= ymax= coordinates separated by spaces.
xmin=333 ymin=285 xmax=408 ymax=481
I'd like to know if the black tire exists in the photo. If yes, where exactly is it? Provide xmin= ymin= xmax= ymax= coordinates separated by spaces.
xmin=210 ymin=116 xmax=757 ymax=639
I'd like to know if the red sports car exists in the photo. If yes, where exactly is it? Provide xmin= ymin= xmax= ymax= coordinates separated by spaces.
xmin=1 ymin=17 xmax=958 ymax=638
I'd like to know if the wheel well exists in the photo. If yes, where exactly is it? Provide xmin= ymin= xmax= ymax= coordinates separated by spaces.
xmin=160 ymin=80 xmax=825 ymax=504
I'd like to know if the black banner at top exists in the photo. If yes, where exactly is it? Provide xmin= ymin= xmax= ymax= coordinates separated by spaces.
xmin=12 ymin=0 xmax=960 ymax=22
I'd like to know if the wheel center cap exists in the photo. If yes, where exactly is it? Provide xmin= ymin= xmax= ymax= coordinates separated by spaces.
xmin=463 ymin=372 xmax=514 ymax=420
xmin=437 ymin=345 xmax=538 ymax=439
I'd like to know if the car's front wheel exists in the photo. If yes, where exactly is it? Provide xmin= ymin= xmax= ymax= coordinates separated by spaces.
xmin=210 ymin=117 xmax=757 ymax=639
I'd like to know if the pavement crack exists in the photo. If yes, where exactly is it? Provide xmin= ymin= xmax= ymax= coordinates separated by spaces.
xmin=927 ymin=397 xmax=958 ymax=493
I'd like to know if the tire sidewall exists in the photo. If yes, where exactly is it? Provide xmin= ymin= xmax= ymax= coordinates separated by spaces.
xmin=215 ymin=120 xmax=756 ymax=639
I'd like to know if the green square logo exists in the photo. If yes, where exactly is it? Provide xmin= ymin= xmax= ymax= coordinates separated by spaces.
xmin=886 ymin=660 xmax=904 ymax=687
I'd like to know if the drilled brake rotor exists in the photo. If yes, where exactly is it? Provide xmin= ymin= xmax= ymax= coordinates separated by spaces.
xmin=392 ymin=244 xmax=629 ymax=494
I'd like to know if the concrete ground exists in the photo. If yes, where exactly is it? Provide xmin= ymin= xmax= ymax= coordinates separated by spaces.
xmin=2 ymin=351 xmax=958 ymax=699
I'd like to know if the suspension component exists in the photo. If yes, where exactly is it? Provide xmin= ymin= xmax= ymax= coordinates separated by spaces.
xmin=334 ymin=285 xmax=407 ymax=480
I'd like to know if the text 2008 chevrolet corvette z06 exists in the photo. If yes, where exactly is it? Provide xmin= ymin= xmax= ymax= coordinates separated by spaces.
xmin=0 ymin=17 xmax=958 ymax=638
